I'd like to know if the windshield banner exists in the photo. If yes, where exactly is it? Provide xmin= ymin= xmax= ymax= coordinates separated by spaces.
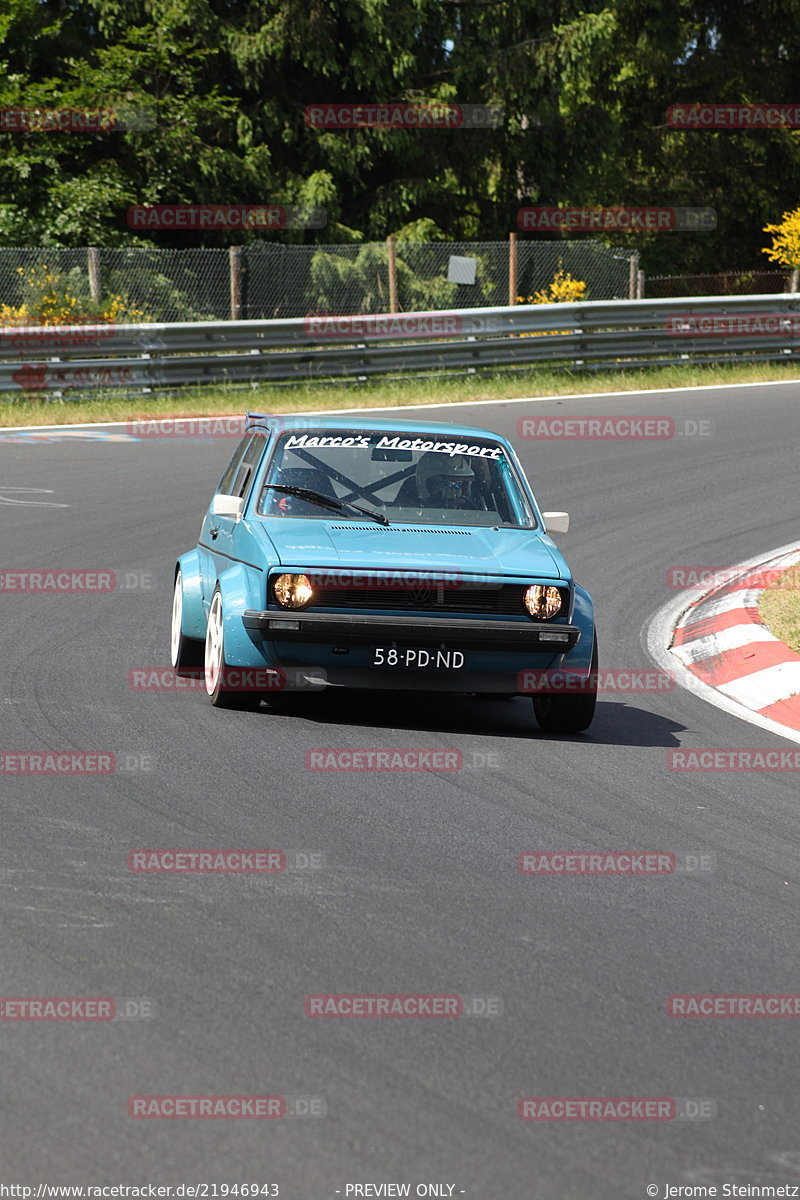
xmin=284 ymin=433 xmax=504 ymax=459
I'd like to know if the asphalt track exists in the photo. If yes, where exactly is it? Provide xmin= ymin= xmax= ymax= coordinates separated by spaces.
xmin=2 ymin=380 xmax=800 ymax=1198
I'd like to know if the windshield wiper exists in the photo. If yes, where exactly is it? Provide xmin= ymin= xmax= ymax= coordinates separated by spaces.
xmin=262 ymin=485 xmax=390 ymax=526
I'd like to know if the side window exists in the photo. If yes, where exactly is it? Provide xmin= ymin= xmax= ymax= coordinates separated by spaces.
xmin=230 ymin=433 xmax=267 ymax=501
xmin=217 ymin=435 xmax=253 ymax=496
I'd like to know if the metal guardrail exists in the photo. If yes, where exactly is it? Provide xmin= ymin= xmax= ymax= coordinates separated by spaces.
xmin=1 ymin=294 xmax=799 ymax=393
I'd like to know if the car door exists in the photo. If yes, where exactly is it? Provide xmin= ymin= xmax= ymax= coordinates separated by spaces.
xmin=206 ymin=431 xmax=269 ymax=581
xmin=227 ymin=431 xmax=269 ymax=564
xmin=199 ymin=433 xmax=256 ymax=604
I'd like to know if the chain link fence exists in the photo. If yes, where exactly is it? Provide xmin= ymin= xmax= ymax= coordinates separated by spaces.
xmin=297 ymin=240 xmax=634 ymax=317
xmin=645 ymin=270 xmax=792 ymax=298
xmin=0 ymin=241 xmax=635 ymax=324
xmin=0 ymin=247 xmax=229 ymax=322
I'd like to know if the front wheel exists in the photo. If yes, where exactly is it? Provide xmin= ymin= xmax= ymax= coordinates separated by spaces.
xmin=532 ymin=636 xmax=598 ymax=734
xmin=170 ymin=570 xmax=204 ymax=674
xmin=204 ymin=587 xmax=261 ymax=709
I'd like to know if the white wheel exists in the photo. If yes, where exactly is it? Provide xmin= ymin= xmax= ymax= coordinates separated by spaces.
xmin=204 ymin=590 xmax=224 ymax=698
xmin=170 ymin=576 xmax=183 ymax=664
xmin=203 ymin=587 xmax=259 ymax=709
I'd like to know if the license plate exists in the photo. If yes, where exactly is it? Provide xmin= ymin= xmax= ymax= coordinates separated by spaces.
xmin=372 ymin=647 xmax=465 ymax=669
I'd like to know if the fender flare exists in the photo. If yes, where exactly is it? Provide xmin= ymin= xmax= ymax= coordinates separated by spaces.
xmin=215 ymin=562 xmax=274 ymax=667
xmin=561 ymin=583 xmax=595 ymax=671
xmin=175 ymin=550 xmax=206 ymax=641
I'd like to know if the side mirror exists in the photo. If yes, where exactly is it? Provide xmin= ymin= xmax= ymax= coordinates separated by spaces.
xmin=542 ymin=511 xmax=570 ymax=534
xmin=212 ymin=494 xmax=244 ymax=520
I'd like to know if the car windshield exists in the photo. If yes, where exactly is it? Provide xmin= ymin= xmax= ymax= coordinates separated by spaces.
xmin=257 ymin=429 xmax=536 ymax=528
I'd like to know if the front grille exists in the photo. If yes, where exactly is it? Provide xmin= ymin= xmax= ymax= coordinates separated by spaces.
xmin=273 ymin=580 xmax=567 ymax=617
xmin=312 ymin=585 xmax=519 ymax=614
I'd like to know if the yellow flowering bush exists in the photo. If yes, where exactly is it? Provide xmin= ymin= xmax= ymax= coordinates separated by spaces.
xmin=762 ymin=208 xmax=800 ymax=268
xmin=517 ymin=268 xmax=587 ymax=335
xmin=519 ymin=268 xmax=588 ymax=306
xmin=762 ymin=208 xmax=800 ymax=290
xmin=0 ymin=265 xmax=150 ymax=326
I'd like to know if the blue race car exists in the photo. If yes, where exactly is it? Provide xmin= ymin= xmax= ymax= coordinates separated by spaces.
xmin=170 ymin=413 xmax=597 ymax=732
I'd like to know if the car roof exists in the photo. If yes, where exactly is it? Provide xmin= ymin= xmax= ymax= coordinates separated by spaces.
xmin=245 ymin=411 xmax=509 ymax=443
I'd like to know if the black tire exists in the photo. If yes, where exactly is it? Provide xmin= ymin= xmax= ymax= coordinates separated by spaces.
xmin=204 ymin=587 xmax=263 ymax=710
xmin=532 ymin=635 xmax=598 ymax=734
xmin=170 ymin=569 xmax=204 ymax=675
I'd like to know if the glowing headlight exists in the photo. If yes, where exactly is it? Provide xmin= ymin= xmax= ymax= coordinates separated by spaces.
xmin=524 ymin=584 xmax=563 ymax=620
xmin=273 ymin=573 xmax=314 ymax=609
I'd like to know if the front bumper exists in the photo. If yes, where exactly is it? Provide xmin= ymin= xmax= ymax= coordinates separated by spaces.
xmin=242 ymin=609 xmax=580 ymax=653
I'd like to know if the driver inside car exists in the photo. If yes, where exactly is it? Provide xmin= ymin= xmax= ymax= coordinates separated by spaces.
xmin=414 ymin=453 xmax=481 ymax=509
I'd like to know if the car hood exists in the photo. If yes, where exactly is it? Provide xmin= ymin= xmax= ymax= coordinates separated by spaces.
xmin=254 ymin=519 xmax=569 ymax=579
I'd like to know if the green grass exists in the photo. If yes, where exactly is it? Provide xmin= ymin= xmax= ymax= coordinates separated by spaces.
xmin=759 ymin=565 xmax=800 ymax=655
xmin=2 ymin=360 xmax=800 ymax=427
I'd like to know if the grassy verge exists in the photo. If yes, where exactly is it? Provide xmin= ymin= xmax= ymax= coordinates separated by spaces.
xmin=2 ymin=360 xmax=800 ymax=427
xmin=759 ymin=565 xmax=800 ymax=655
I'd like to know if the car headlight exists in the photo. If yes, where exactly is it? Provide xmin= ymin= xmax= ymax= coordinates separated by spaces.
xmin=523 ymin=584 xmax=564 ymax=620
xmin=273 ymin=573 xmax=314 ymax=609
